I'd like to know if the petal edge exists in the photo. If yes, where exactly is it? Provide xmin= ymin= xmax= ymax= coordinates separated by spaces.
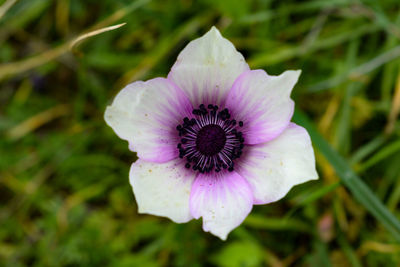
xmin=168 ymin=27 xmax=249 ymax=108
xmin=105 ymin=78 xmax=193 ymax=163
xmin=225 ymin=69 xmax=301 ymax=144
xmin=130 ymin=159 xmax=196 ymax=223
xmin=237 ymin=123 xmax=318 ymax=204
xmin=189 ymin=172 xmax=253 ymax=240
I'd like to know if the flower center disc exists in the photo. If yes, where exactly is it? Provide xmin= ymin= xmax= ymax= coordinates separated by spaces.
xmin=176 ymin=104 xmax=245 ymax=173
xmin=196 ymin=124 xmax=226 ymax=156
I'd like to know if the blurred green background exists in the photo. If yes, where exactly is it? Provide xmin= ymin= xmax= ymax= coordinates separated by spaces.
xmin=1 ymin=0 xmax=400 ymax=266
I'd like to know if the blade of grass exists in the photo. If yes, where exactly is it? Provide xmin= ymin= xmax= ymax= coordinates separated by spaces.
xmin=286 ymin=181 xmax=341 ymax=220
xmin=244 ymin=214 xmax=312 ymax=233
xmin=114 ymin=12 xmax=215 ymax=89
xmin=311 ymin=240 xmax=332 ymax=267
xmin=0 ymin=0 xmax=17 ymax=20
xmin=293 ymin=109 xmax=400 ymax=242
xmin=380 ymin=13 xmax=400 ymax=103
xmin=388 ymin=177 xmax=400 ymax=212
xmin=248 ymin=23 xmax=379 ymax=68
xmin=338 ymin=234 xmax=362 ymax=267
xmin=359 ymin=0 xmax=400 ymax=39
xmin=6 ymin=104 xmax=70 ymax=140
xmin=349 ymin=135 xmax=386 ymax=165
xmin=0 ymin=22 xmax=125 ymax=81
xmin=308 ymin=45 xmax=400 ymax=92
xmin=356 ymin=140 xmax=400 ymax=173
xmin=292 ymin=181 xmax=341 ymax=207
xmin=0 ymin=0 xmax=149 ymax=81
xmin=385 ymin=72 xmax=400 ymax=135
xmin=334 ymin=40 xmax=360 ymax=155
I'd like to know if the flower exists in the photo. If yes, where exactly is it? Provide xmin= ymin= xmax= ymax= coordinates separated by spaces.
xmin=104 ymin=26 xmax=318 ymax=240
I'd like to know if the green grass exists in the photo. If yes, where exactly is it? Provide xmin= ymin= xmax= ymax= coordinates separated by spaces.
xmin=1 ymin=0 xmax=400 ymax=266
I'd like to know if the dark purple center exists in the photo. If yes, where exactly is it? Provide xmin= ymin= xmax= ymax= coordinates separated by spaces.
xmin=196 ymin=124 xmax=226 ymax=156
xmin=176 ymin=104 xmax=245 ymax=174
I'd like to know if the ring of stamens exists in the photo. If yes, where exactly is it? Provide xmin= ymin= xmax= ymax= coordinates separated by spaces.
xmin=176 ymin=104 xmax=244 ymax=173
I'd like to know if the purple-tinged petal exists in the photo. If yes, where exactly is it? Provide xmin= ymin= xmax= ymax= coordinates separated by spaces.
xmin=168 ymin=26 xmax=249 ymax=108
xmin=236 ymin=123 xmax=318 ymax=205
xmin=225 ymin=69 xmax=301 ymax=145
xmin=104 ymin=78 xmax=193 ymax=163
xmin=130 ymin=158 xmax=196 ymax=223
xmin=189 ymin=171 xmax=253 ymax=240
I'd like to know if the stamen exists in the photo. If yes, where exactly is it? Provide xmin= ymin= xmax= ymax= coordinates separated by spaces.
xmin=176 ymin=104 xmax=245 ymax=174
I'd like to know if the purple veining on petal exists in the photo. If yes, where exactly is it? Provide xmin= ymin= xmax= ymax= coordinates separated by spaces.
xmin=168 ymin=27 xmax=250 ymax=108
xmin=225 ymin=69 xmax=299 ymax=145
xmin=105 ymin=78 xmax=193 ymax=163
xmin=189 ymin=171 xmax=253 ymax=240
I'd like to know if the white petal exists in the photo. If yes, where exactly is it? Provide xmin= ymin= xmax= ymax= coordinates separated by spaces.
xmin=130 ymin=158 xmax=196 ymax=223
xmin=225 ymin=69 xmax=301 ymax=145
xmin=190 ymin=172 xmax=253 ymax=240
xmin=237 ymin=123 xmax=318 ymax=204
xmin=104 ymin=78 xmax=193 ymax=162
xmin=168 ymin=26 xmax=249 ymax=108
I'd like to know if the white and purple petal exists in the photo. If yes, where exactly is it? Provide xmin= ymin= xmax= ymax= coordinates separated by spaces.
xmin=104 ymin=78 xmax=193 ymax=163
xmin=225 ymin=69 xmax=301 ymax=145
xmin=189 ymin=172 xmax=253 ymax=240
xmin=236 ymin=123 xmax=318 ymax=205
xmin=105 ymin=26 xmax=318 ymax=240
xmin=168 ymin=26 xmax=249 ymax=108
xmin=130 ymin=158 xmax=196 ymax=223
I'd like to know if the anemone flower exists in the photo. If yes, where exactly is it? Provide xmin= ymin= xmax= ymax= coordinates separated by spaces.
xmin=105 ymin=27 xmax=318 ymax=240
